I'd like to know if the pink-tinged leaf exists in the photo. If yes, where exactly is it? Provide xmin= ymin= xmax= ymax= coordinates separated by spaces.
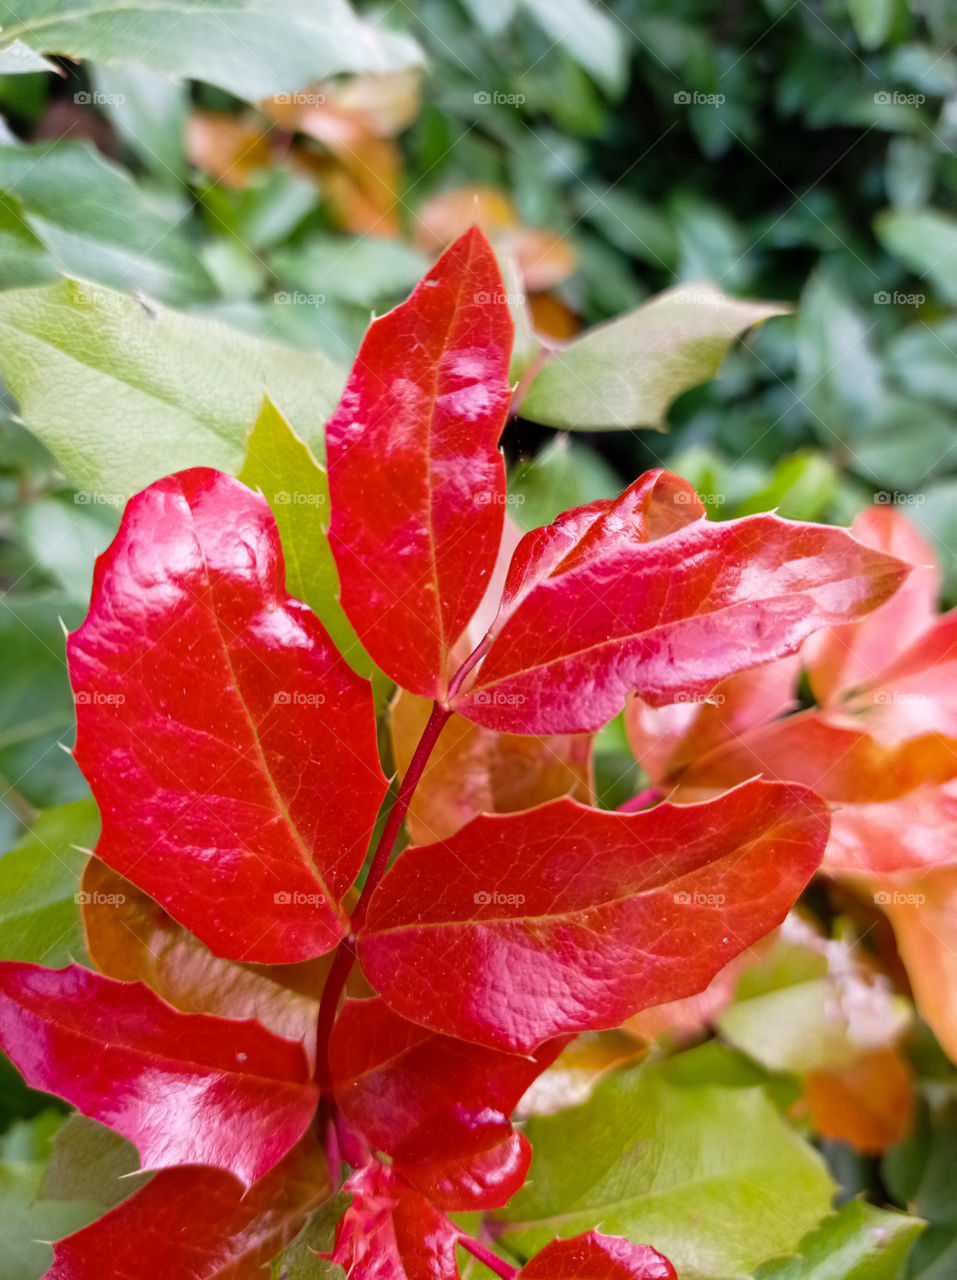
xmin=675 ymin=710 xmax=957 ymax=805
xmin=332 ymin=1163 xmax=461 ymax=1280
xmin=0 ymin=962 xmax=317 ymax=1184
xmin=825 ymin=781 xmax=957 ymax=877
xmin=802 ymin=505 xmax=940 ymax=705
xmin=67 ymin=467 xmax=387 ymax=964
xmin=44 ymin=1132 xmax=328 ymax=1280
xmin=330 ymin=997 xmax=561 ymax=1208
xmin=326 ymin=227 xmax=513 ymax=698
xmin=451 ymin=472 xmax=909 ymax=733
xmin=624 ymin=657 xmax=800 ymax=787
xmin=518 ymin=1232 xmax=676 ymax=1279
xmin=358 ymin=781 xmax=829 ymax=1053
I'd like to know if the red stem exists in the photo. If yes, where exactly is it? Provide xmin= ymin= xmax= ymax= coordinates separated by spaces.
xmin=459 ymin=1236 xmax=519 ymax=1280
xmin=314 ymin=699 xmax=451 ymax=1087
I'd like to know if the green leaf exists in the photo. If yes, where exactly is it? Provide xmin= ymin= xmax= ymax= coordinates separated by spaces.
xmin=519 ymin=284 xmax=787 ymax=432
xmin=0 ymin=278 xmax=344 ymax=498
xmin=0 ymin=800 xmax=98 ymax=967
xmin=497 ymin=1057 xmax=834 ymax=1280
xmin=735 ymin=451 xmax=839 ymax=521
xmin=848 ymin=0 xmax=896 ymax=49
xmin=0 ymin=141 xmax=212 ymax=304
xmin=0 ymin=192 xmax=57 ymax=289
xmin=0 ymin=40 xmax=57 ymax=73
xmin=508 ymin=435 xmax=621 ymax=530
xmin=0 ymin=594 xmax=88 ymax=846
xmin=520 ymin=0 xmax=627 ymax=94
xmin=271 ymin=1192 xmax=351 ymax=1279
xmin=90 ymin=65 xmax=188 ymax=182
xmin=14 ymin=495 xmax=118 ymax=603
xmin=0 ymin=1115 xmax=102 ymax=1280
xmin=796 ymin=272 xmax=884 ymax=440
xmin=753 ymin=1200 xmax=924 ymax=1279
xmin=0 ymin=0 xmax=423 ymax=99
xmin=39 ymin=1114 xmax=146 ymax=1210
xmin=875 ymin=209 xmax=957 ymax=305
xmin=271 ymin=236 xmax=429 ymax=310
xmin=238 ymin=398 xmax=371 ymax=677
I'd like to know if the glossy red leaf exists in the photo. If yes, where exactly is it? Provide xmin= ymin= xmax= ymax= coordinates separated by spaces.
xmin=451 ymin=472 xmax=908 ymax=733
xmin=330 ymin=997 xmax=562 ymax=1207
xmin=0 ymin=962 xmax=317 ymax=1184
xmin=358 ymin=781 xmax=829 ymax=1053
xmin=519 ymin=1232 xmax=676 ymax=1280
xmin=67 ymin=467 xmax=387 ymax=964
xmin=44 ymin=1132 xmax=328 ymax=1280
xmin=326 ymin=227 xmax=512 ymax=698
xmin=332 ymin=1163 xmax=461 ymax=1280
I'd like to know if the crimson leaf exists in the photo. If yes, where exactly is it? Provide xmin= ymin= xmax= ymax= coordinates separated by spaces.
xmin=0 ymin=962 xmax=317 ymax=1184
xmin=519 ymin=1232 xmax=677 ymax=1280
xmin=358 ymin=781 xmax=829 ymax=1052
xmin=451 ymin=471 xmax=908 ymax=733
xmin=67 ymin=467 xmax=387 ymax=964
xmin=326 ymin=226 xmax=512 ymax=698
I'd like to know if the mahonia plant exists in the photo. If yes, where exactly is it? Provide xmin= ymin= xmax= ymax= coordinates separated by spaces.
xmin=0 ymin=230 xmax=911 ymax=1280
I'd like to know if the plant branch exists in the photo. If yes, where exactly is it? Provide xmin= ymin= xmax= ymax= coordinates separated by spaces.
xmin=459 ymin=1235 xmax=519 ymax=1280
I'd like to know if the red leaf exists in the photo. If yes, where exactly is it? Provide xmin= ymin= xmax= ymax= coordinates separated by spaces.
xmin=330 ymin=997 xmax=561 ymax=1208
xmin=0 ymin=963 xmax=317 ymax=1184
xmin=44 ymin=1132 xmax=328 ymax=1280
xmin=67 ymin=467 xmax=387 ymax=964
xmin=326 ymin=227 xmax=512 ymax=698
xmin=519 ymin=1232 xmax=676 ymax=1280
xmin=358 ymin=781 xmax=829 ymax=1052
xmin=332 ymin=1164 xmax=461 ymax=1280
xmin=451 ymin=472 xmax=908 ymax=733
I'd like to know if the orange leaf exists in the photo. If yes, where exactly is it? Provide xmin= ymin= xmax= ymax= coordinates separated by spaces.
xmin=186 ymin=110 xmax=273 ymax=189
xmin=798 ymin=1046 xmax=915 ymax=1153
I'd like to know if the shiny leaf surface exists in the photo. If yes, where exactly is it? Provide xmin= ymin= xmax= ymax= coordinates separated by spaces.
xmin=326 ymin=227 xmax=512 ymax=697
xmin=0 ymin=962 xmax=318 ymax=1184
xmin=67 ymin=468 xmax=387 ymax=963
xmin=518 ymin=1233 xmax=676 ymax=1280
xmin=453 ymin=472 xmax=908 ymax=733
xmin=359 ymin=781 xmax=829 ymax=1052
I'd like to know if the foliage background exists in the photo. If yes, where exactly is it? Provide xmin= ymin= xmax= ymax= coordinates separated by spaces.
xmin=1 ymin=1 xmax=957 ymax=1277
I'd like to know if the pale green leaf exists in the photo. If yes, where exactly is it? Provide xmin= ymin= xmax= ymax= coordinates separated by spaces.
xmin=0 ymin=278 xmax=344 ymax=498
xmin=754 ymin=1200 xmax=924 ymax=1279
xmin=0 ymin=800 xmax=98 ymax=967
xmin=238 ymin=398 xmax=371 ymax=677
xmin=497 ymin=1058 xmax=834 ymax=1280
xmin=875 ymin=209 xmax=957 ymax=306
xmin=0 ymin=0 xmax=423 ymax=100
xmin=519 ymin=284 xmax=787 ymax=431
